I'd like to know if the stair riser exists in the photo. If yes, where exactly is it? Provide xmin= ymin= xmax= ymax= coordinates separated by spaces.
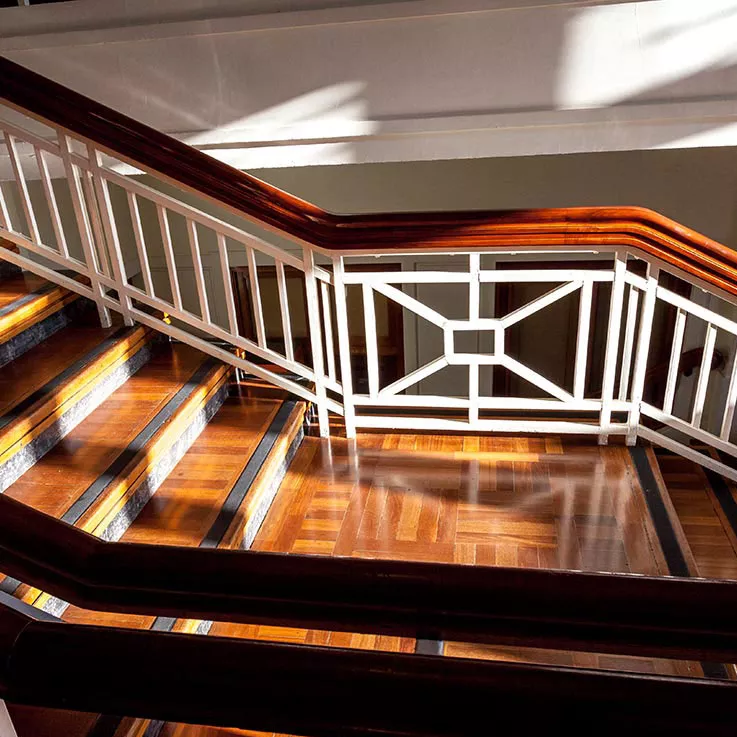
xmin=0 ymin=341 xmax=153 ymax=494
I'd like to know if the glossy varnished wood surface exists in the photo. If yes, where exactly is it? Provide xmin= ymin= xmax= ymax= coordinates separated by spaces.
xmin=656 ymin=451 xmax=737 ymax=580
xmin=0 ymin=273 xmax=47 ymax=310
xmin=3 ymin=57 xmax=737 ymax=294
xmin=197 ymin=433 xmax=700 ymax=680
xmin=0 ymin=323 xmax=121 ymax=418
xmin=63 ymin=381 xmax=287 ymax=630
xmin=0 ymin=343 xmax=207 ymax=597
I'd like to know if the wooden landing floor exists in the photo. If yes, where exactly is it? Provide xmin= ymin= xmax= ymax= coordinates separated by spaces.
xmin=204 ymin=432 xmax=708 ymax=687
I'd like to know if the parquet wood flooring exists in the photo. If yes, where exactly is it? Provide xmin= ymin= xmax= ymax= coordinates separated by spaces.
xmin=197 ymin=433 xmax=696 ymax=678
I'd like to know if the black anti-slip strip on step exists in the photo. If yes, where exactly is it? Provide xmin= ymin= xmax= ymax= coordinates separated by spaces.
xmin=150 ymin=399 xmax=298 ymax=632
xmin=415 ymin=639 xmax=444 ymax=656
xmin=0 ymin=590 xmax=60 ymax=622
xmin=709 ymin=452 xmax=737 ymax=537
xmin=0 ymin=281 xmax=56 ymax=320
xmin=86 ymin=714 xmax=125 ymax=737
xmin=0 ymin=326 xmax=132 ymax=432
xmin=62 ymin=357 xmax=220 ymax=527
xmin=631 ymin=447 xmax=728 ymax=680
xmin=202 ymin=399 xmax=298 ymax=549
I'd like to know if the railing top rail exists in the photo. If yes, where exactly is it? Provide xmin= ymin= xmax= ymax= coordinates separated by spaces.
xmin=2 ymin=57 xmax=737 ymax=294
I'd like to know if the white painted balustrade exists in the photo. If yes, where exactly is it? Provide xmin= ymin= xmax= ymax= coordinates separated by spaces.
xmin=2 ymin=104 xmax=737 ymax=482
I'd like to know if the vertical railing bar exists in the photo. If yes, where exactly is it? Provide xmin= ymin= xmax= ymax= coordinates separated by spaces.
xmin=275 ymin=260 xmax=295 ymax=362
xmin=663 ymin=308 xmax=686 ymax=415
xmin=626 ymin=265 xmax=660 ymax=445
xmin=34 ymin=145 xmax=69 ymax=258
xmin=186 ymin=218 xmax=211 ymax=323
xmin=4 ymin=132 xmax=40 ymax=244
xmin=81 ymin=169 xmax=111 ymax=277
xmin=469 ymin=364 xmax=479 ymax=425
xmin=57 ymin=133 xmax=110 ymax=327
xmin=691 ymin=322 xmax=717 ymax=428
xmin=0 ymin=176 xmax=11 ymax=231
xmin=363 ymin=282 xmax=380 ymax=400
xmin=321 ymin=280 xmax=337 ymax=382
xmin=217 ymin=233 xmax=239 ymax=336
xmin=127 ymin=191 xmax=155 ymax=297
xmin=618 ymin=285 xmax=640 ymax=401
xmin=88 ymin=146 xmax=134 ymax=325
xmin=469 ymin=252 xmax=480 ymax=321
xmin=720 ymin=350 xmax=737 ymax=441
xmin=599 ymin=253 xmax=627 ymax=444
xmin=0 ymin=700 xmax=18 ymax=737
xmin=156 ymin=203 xmax=183 ymax=312
xmin=304 ymin=248 xmax=330 ymax=436
xmin=332 ymin=255 xmax=355 ymax=437
xmin=246 ymin=246 xmax=266 ymax=348
xmin=573 ymin=280 xmax=593 ymax=400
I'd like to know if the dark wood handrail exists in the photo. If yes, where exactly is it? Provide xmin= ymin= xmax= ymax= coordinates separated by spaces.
xmin=3 ymin=57 xmax=737 ymax=296
xmin=2 ymin=494 xmax=737 ymax=663
xmin=0 ymin=603 xmax=736 ymax=737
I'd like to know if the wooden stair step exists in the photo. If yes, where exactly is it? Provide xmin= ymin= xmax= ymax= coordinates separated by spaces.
xmin=0 ymin=323 xmax=155 ymax=493
xmin=62 ymin=379 xmax=305 ymax=634
xmin=0 ymin=344 xmax=231 ymax=613
xmin=0 ymin=269 xmax=83 ymax=367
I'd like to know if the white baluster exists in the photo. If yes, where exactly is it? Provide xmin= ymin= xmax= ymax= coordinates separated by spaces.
xmin=599 ymin=253 xmax=627 ymax=444
xmin=217 ymin=233 xmax=239 ymax=336
xmin=332 ymin=255 xmax=355 ymax=437
xmin=321 ymin=280 xmax=337 ymax=383
xmin=186 ymin=218 xmax=211 ymax=323
xmin=34 ymin=145 xmax=68 ymax=258
xmin=618 ymin=285 xmax=640 ymax=401
xmin=304 ymin=248 xmax=329 ymax=436
xmin=362 ymin=282 xmax=380 ymax=400
xmin=57 ymin=133 xmax=111 ymax=327
xmin=246 ymin=246 xmax=266 ymax=348
xmin=0 ymin=702 xmax=17 ymax=737
xmin=573 ymin=280 xmax=593 ymax=399
xmin=276 ymin=260 xmax=295 ymax=362
xmin=88 ymin=146 xmax=134 ymax=326
xmin=663 ymin=308 xmax=686 ymax=415
xmin=127 ymin=191 xmax=154 ymax=296
xmin=4 ymin=132 xmax=40 ymax=244
xmin=156 ymin=204 xmax=183 ymax=312
xmin=691 ymin=322 xmax=717 ymax=428
xmin=626 ymin=266 xmax=659 ymax=445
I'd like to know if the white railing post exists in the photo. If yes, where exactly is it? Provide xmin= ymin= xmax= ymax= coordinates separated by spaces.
xmin=88 ymin=146 xmax=134 ymax=326
xmin=626 ymin=265 xmax=659 ymax=445
xmin=304 ymin=248 xmax=330 ymax=437
xmin=57 ymin=133 xmax=112 ymax=327
xmin=0 ymin=701 xmax=18 ymax=737
xmin=332 ymin=256 xmax=356 ymax=437
xmin=599 ymin=252 xmax=627 ymax=444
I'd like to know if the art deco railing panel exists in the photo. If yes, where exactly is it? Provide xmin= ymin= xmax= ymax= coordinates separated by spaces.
xmin=2 ymin=57 xmax=737 ymax=480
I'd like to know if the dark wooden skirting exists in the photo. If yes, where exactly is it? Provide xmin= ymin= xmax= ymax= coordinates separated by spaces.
xmin=2 ymin=608 xmax=737 ymax=737
xmin=3 ymin=57 xmax=737 ymax=295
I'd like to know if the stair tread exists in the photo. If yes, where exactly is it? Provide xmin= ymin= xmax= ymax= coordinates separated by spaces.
xmin=0 ymin=323 xmax=122 ymax=419
xmin=0 ymin=273 xmax=48 ymax=311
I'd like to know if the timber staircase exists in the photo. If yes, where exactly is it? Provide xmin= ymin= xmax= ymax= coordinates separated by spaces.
xmin=3 ymin=266 xmax=737 ymax=736
xmin=4 ymin=56 xmax=737 ymax=737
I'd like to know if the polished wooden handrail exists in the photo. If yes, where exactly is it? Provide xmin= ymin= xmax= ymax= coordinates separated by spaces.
xmin=2 ymin=57 xmax=737 ymax=296
xmin=0 ymin=603 xmax=735 ymax=737
xmin=2 ymin=494 xmax=737 ymax=663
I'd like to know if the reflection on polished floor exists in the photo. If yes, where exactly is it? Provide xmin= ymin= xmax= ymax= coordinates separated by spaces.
xmin=207 ymin=431 xmax=711 ymax=681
